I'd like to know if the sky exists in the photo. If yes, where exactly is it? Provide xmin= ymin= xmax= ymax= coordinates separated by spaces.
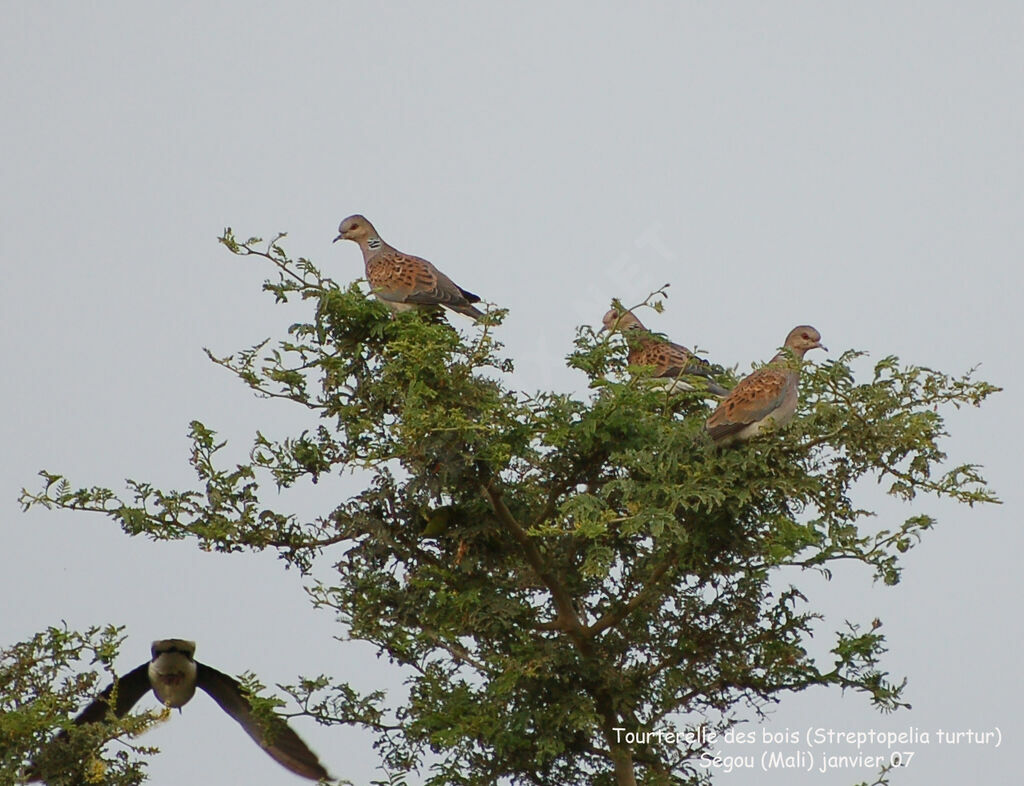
xmin=2 ymin=2 xmax=1021 ymax=784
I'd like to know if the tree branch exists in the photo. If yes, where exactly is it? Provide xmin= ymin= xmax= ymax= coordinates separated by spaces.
xmin=585 ymin=553 xmax=675 ymax=637
xmin=482 ymin=482 xmax=589 ymax=647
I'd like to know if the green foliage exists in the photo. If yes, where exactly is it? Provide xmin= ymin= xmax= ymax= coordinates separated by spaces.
xmin=0 ymin=626 xmax=156 ymax=786
xmin=15 ymin=231 xmax=999 ymax=785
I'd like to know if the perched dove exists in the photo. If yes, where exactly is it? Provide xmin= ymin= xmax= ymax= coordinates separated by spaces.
xmin=704 ymin=325 xmax=825 ymax=447
xmin=334 ymin=214 xmax=485 ymax=319
xmin=601 ymin=307 xmax=730 ymax=397
xmin=29 ymin=639 xmax=329 ymax=782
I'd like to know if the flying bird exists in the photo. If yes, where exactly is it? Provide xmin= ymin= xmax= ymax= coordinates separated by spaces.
xmin=30 ymin=639 xmax=329 ymax=782
xmin=601 ymin=307 xmax=730 ymax=397
xmin=704 ymin=325 xmax=825 ymax=446
xmin=334 ymin=214 xmax=485 ymax=319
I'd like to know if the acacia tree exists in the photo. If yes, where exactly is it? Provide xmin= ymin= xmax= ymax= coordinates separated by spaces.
xmin=10 ymin=231 xmax=998 ymax=785
xmin=1 ymin=627 xmax=158 ymax=785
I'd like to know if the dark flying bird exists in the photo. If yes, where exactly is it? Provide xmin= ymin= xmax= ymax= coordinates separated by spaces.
xmin=30 ymin=638 xmax=329 ymax=782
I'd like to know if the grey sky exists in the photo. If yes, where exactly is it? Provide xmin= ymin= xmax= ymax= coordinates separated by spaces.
xmin=2 ymin=2 xmax=1020 ymax=784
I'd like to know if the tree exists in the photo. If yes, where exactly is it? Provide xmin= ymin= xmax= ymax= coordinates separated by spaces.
xmin=1 ymin=626 xmax=157 ymax=785
xmin=11 ymin=230 xmax=999 ymax=786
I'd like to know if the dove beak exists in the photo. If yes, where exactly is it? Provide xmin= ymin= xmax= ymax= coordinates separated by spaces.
xmin=332 ymin=233 xmax=344 ymax=243
xmin=816 ymin=342 xmax=828 ymax=352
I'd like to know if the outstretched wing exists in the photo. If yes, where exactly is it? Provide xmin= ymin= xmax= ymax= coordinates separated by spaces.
xmin=196 ymin=662 xmax=329 ymax=781
xmin=26 ymin=664 xmax=152 ymax=783
xmin=73 ymin=663 xmax=152 ymax=724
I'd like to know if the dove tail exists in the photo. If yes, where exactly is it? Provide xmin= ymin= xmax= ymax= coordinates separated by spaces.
xmin=454 ymin=303 xmax=486 ymax=320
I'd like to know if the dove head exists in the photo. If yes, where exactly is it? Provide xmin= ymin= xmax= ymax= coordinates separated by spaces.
xmin=151 ymin=639 xmax=196 ymax=660
xmin=334 ymin=214 xmax=377 ymax=244
xmin=601 ymin=307 xmax=645 ymax=333
xmin=783 ymin=325 xmax=826 ymax=358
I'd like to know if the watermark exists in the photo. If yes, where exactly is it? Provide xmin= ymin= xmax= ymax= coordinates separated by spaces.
xmin=611 ymin=725 xmax=1002 ymax=775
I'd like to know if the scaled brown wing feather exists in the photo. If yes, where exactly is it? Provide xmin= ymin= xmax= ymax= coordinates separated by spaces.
xmin=195 ymin=662 xmax=329 ymax=781
xmin=396 ymin=257 xmax=482 ymax=315
xmin=631 ymin=341 xmax=729 ymax=395
xmin=403 ymin=267 xmax=480 ymax=307
xmin=654 ymin=342 xmax=713 ymax=378
xmin=368 ymin=251 xmax=482 ymax=317
xmin=366 ymin=251 xmax=430 ymax=302
xmin=705 ymin=368 xmax=789 ymax=440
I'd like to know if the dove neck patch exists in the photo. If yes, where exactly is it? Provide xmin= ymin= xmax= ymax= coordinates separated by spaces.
xmin=367 ymin=237 xmax=382 ymax=250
